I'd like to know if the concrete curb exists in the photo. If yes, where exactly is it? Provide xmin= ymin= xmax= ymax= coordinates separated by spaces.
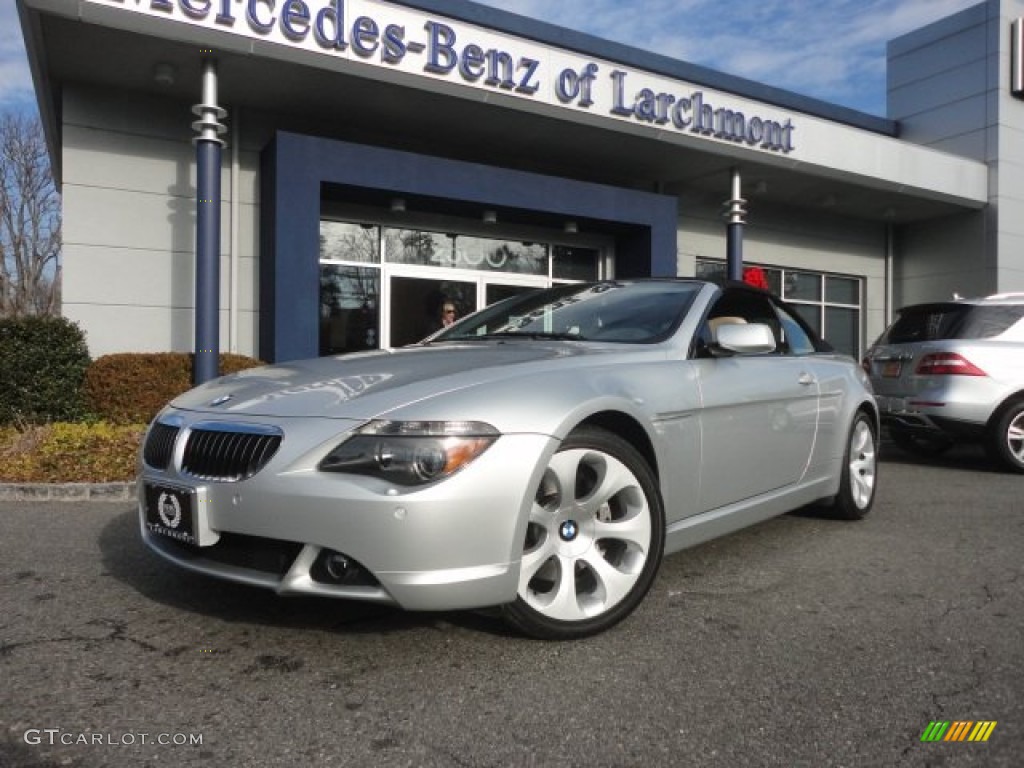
xmin=0 ymin=482 xmax=136 ymax=502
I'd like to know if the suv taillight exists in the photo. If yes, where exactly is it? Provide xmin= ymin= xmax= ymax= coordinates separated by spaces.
xmin=915 ymin=352 xmax=987 ymax=376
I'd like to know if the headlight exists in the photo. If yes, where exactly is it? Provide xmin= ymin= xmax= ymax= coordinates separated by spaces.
xmin=318 ymin=420 xmax=500 ymax=486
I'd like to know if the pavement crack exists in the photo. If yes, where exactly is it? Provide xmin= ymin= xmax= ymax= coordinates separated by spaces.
xmin=1 ymin=618 xmax=159 ymax=658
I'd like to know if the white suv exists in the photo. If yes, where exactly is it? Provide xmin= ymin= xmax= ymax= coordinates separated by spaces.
xmin=864 ymin=293 xmax=1024 ymax=472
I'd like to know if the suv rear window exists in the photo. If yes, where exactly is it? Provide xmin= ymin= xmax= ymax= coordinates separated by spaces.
xmin=883 ymin=304 xmax=1024 ymax=343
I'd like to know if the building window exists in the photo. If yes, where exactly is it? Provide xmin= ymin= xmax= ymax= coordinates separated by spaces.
xmin=320 ymin=219 xmax=603 ymax=355
xmin=695 ymin=260 xmax=863 ymax=357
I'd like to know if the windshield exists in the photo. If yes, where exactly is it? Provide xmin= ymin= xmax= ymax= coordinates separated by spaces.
xmin=431 ymin=281 xmax=702 ymax=344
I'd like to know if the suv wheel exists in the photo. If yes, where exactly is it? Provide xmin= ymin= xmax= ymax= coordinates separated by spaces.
xmin=986 ymin=399 xmax=1024 ymax=473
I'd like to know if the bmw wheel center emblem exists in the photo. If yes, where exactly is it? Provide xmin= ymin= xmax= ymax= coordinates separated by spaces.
xmin=559 ymin=520 xmax=579 ymax=542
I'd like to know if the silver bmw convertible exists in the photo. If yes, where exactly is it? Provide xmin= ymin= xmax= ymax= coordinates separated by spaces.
xmin=139 ymin=279 xmax=878 ymax=639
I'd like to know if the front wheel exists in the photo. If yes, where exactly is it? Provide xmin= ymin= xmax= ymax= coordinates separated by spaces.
xmin=502 ymin=426 xmax=665 ymax=640
xmin=985 ymin=399 xmax=1024 ymax=473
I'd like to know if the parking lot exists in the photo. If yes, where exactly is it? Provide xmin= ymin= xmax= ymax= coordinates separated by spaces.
xmin=1 ymin=444 xmax=1022 ymax=767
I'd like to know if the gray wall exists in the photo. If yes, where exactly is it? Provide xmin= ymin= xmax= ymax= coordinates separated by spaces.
xmin=888 ymin=0 xmax=1024 ymax=305
xmin=61 ymin=83 xmax=262 ymax=359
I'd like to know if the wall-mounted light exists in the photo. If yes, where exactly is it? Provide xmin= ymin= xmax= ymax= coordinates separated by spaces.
xmin=482 ymin=209 xmax=497 ymax=224
xmin=390 ymin=198 xmax=406 ymax=213
xmin=153 ymin=62 xmax=177 ymax=87
xmin=564 ymin=221 xmax=579 ymax=234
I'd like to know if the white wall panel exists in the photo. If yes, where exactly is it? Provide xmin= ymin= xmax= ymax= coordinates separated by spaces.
xmin=61 ymin=82 xmax=262 ymax=359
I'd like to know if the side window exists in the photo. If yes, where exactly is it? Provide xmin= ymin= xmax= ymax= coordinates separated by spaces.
xmin=774 ymin=303 xmax=816 ymax=355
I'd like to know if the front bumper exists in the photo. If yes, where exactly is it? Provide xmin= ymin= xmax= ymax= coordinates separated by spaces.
xmin=139 ymin=428 xmax=556 ymax=612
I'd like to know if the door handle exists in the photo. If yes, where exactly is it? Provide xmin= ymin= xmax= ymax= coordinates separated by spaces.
xmin=798 ymin=372 xmax=817 ymax=386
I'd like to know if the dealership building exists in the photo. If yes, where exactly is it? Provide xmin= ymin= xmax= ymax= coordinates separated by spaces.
xmin=16 ymin=0 xmax=1024 ymax=364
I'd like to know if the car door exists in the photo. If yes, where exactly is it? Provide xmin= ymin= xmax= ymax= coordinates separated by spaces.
xmin=693 ymin=289 xmax=819 ymax=512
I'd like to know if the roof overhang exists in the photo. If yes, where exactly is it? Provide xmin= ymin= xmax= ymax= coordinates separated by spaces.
xmin=18 ymin=0 xmax=988 ymax=223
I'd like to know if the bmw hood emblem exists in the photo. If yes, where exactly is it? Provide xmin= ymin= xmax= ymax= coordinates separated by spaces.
xmin=209 ymin=394 xmax=233 ymax=407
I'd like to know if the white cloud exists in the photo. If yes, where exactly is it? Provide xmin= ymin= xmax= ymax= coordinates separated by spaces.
xmin=475 ymin=0 xmax=982 ymax=114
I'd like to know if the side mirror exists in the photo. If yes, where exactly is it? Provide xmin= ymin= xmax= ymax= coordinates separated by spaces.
xmin=714 ymin=322 xmax=777 ymax=355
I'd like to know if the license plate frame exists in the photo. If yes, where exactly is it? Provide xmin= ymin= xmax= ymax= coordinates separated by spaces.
xmin=144 ymin=483 xmax=200 ymax=547
xmin=880 ymin=360 xmax=903 ymax=378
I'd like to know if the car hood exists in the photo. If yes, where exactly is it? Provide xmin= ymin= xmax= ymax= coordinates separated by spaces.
xmin=169 ymin=342 xmax=621 ymax=420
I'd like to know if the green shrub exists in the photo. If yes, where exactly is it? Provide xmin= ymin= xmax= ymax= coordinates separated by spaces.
xmin=0 ymin=422 xmax=144 ymax=483
xmin=0 ymin=316 xmax=91 ymax=425
xmin=84 ymin=352 xmax=265 ymax=425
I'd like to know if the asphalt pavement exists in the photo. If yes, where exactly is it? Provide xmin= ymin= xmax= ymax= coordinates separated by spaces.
xmin=1 ymin=444 xmax=1021 ymax=767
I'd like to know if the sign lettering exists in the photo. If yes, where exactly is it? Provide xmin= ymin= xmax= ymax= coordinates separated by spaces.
xmin=85 ymin=0 xmax=796 ymax=153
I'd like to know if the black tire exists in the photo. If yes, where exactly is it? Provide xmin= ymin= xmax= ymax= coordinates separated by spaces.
xmin=985 ymin=399 xmax=1024 ymax=473
xmin=825 ymin=412 xmax=878 ymax=520
xmin=501 ymin=426 xmax=665 ymax=640
xmin=888 ymin=425 xmax=953 ymax=458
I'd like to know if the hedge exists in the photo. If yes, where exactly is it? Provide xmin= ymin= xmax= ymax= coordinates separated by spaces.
xmin=0 ymin=316 xmax=91 ymax=425
xmin=0 ymin=423 xmax=144 ymax=483
xmin=84 ymin=352 xmax=265 ymax=425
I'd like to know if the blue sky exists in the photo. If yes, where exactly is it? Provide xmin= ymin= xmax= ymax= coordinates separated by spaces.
xmin=1 ymin=0 xmax=982 ymax=119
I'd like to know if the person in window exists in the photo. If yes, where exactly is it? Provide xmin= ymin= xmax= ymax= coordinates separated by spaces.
xmin=439 ymin=299 xmax=458 ymax=329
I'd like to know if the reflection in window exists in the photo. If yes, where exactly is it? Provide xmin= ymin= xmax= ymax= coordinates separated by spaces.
xmin=382 ymin=229 xmax=550 ymax=275
xmin=319 ymin=265 xmax=380 ymax=356
xmin=320 ymin=221 xmax=380 ymax=264
xmin=784 ymin=271 xmax=822 ymax=302
xmin=456 ymin=237 xmax=548 ymax=274
xmin=553 ymin=246 xmax=599 ymax=281
xmin=383 ymin=229 xmax=451 ymax=266
xmin=695 ymin=261 xmax=727 ymax=284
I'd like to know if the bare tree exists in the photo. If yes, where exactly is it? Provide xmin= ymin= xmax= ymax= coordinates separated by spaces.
xmin=0 ymin=112 xmax=61 ymax=316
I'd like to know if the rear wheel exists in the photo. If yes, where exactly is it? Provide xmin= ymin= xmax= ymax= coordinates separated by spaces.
xmin=888 ymin=425 xmax=953 ymax=458
xmin=985 ymin=399 xmax=1024 ymax=473
xmin=502 ymin=426 xmax=665 ymax=640
xmin=825 ymin=412 xmax=878 ymax=520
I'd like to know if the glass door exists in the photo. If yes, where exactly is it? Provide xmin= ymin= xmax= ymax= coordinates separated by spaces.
xmin=321 ymin=218 xmax=609 ymax=354
xmin=389 ymin=275 xmax=477 ymax=346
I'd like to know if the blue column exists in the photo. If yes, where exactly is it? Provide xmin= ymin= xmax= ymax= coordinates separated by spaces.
xmin=194 ymin=140 xmax=221 ymax=384
xmin=727 ymin=221 xmax=743 ymax=282
xmin=192 ymin=59 xmax=227 ymax=385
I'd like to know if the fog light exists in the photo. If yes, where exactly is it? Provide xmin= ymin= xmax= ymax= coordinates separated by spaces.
xmin=325 ymin=552 xmax=351 ymax=581
xmin=311 ymin=549 xmax=380 ymax=587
